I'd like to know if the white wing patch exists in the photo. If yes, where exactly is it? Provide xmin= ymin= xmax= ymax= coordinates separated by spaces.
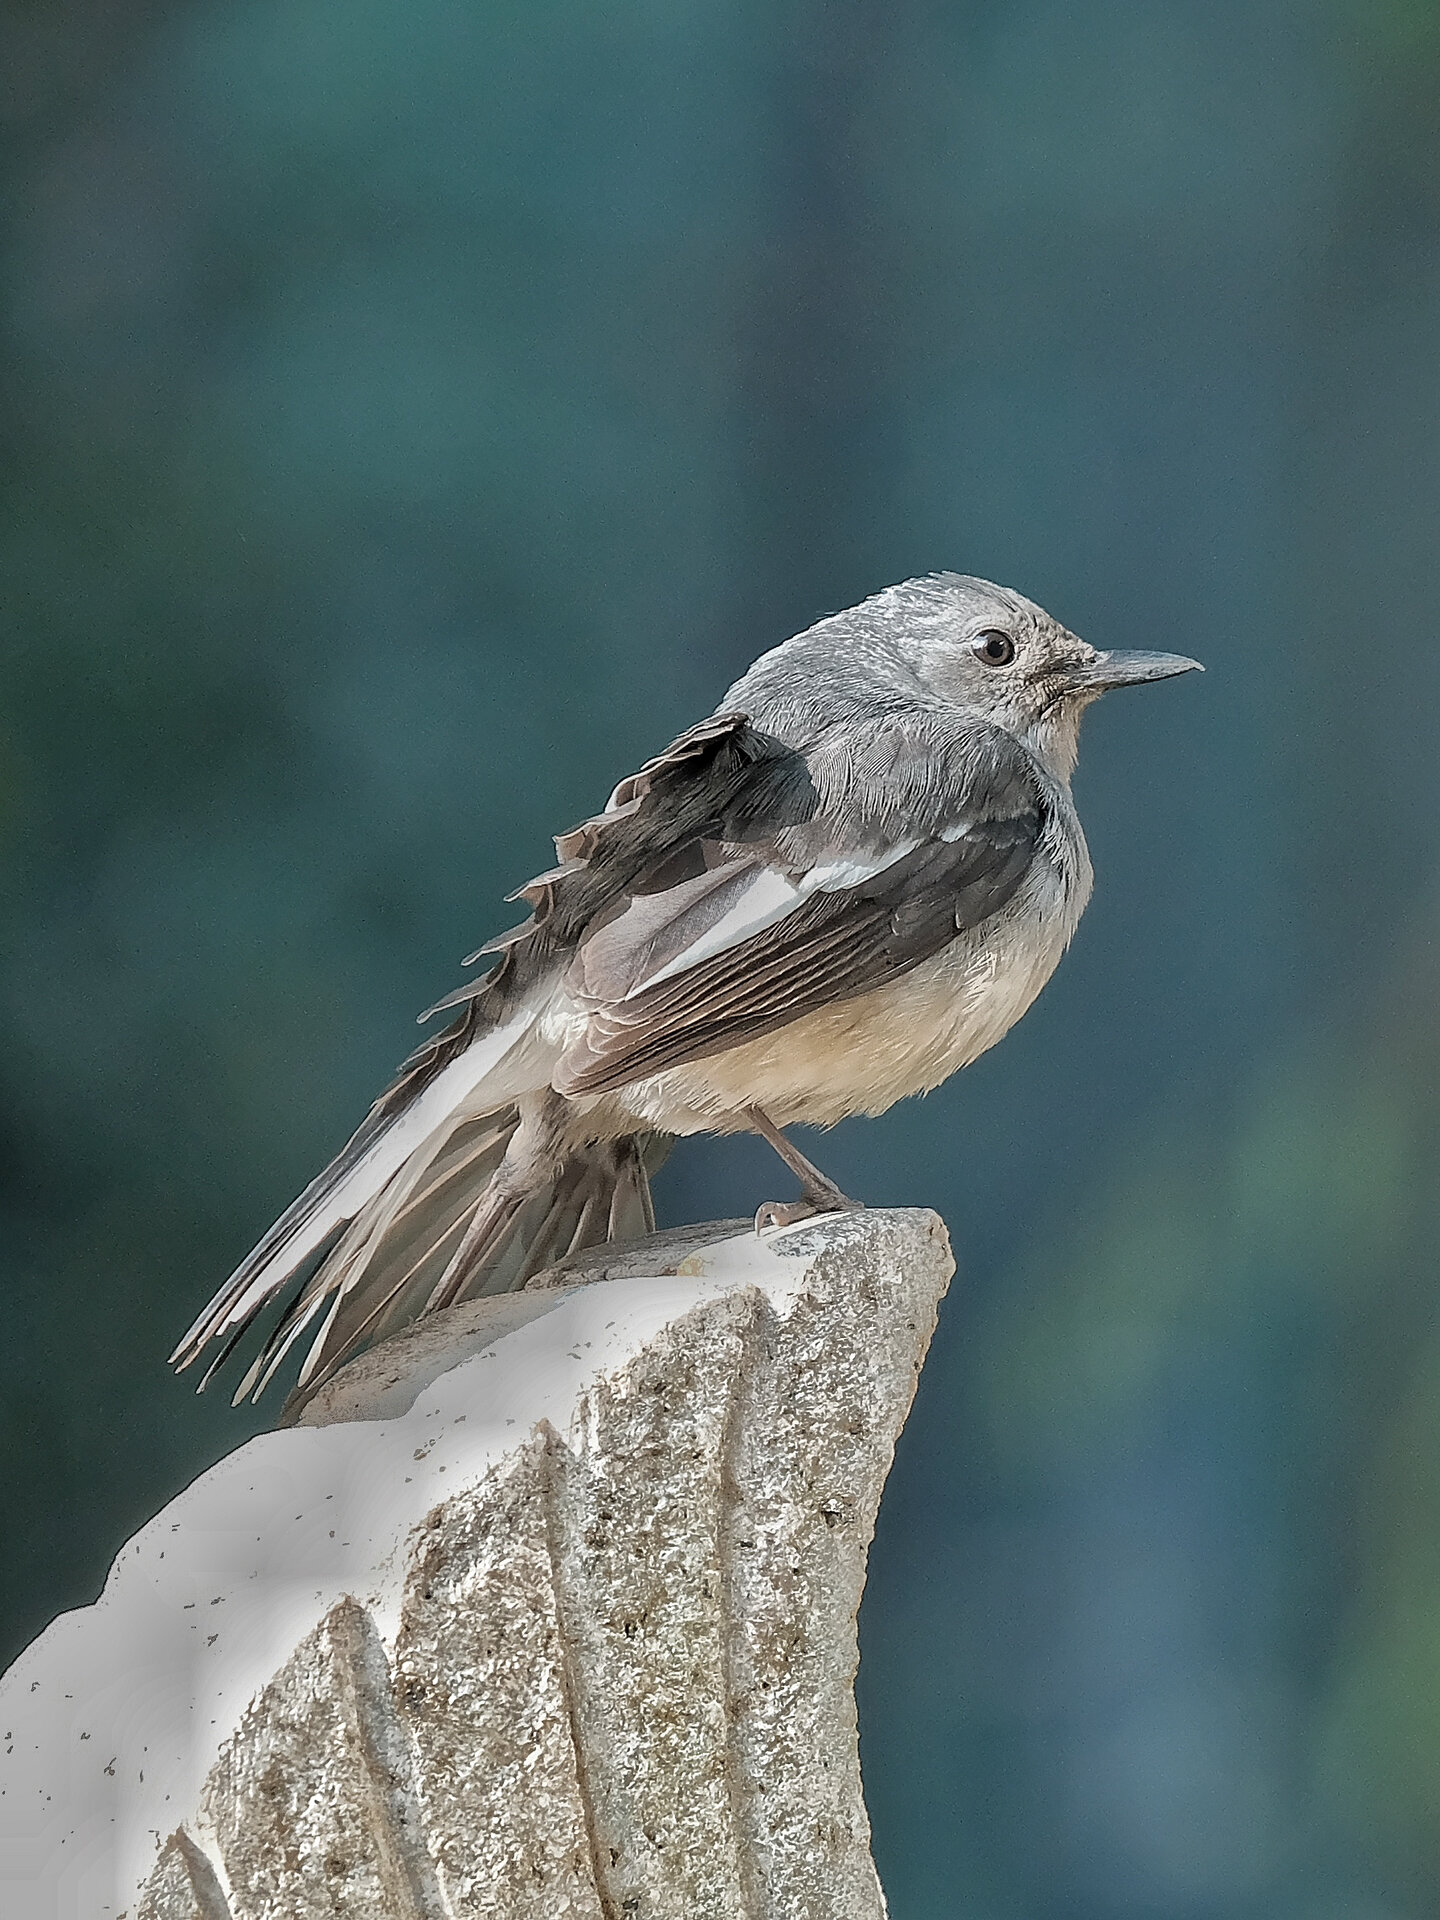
xmin=631 ymin=840 xmax=920 ymax=997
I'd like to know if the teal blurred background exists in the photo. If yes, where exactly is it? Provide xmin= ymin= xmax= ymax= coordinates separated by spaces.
xmin=4 ymin=1 xmax=1440 ymax=1912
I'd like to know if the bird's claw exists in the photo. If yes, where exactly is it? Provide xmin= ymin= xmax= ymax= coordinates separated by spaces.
xmin=754 ymin=1200 xmax=821 ymax=1233
xmin=753 ymin=1194 xmax=864 ymax=1234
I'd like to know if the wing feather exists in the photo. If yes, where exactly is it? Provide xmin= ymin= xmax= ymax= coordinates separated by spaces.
xmin=555 ymin=805 xmax=1041 ymax=1097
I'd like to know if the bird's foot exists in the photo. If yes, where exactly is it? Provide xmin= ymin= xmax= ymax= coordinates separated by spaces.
xmin=745 ymin=1104 xmax=864 ymax=1232
xmin=754 ymin=1199 xmax=819 ymax=1232
xmin=753 ymin=1189 xmax=864 ymax=1235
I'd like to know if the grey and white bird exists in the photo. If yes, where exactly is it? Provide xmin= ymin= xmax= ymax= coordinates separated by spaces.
xmin=172 ymin=573 xmax=1200 ymax=1407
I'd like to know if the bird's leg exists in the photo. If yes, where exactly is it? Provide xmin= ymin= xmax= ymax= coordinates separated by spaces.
xmin=746 ymin=1105 xmax=862 ymax=1232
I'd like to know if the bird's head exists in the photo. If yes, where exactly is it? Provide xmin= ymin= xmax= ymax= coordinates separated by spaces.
xmin=891 ymin=574 xmax=1202 ymax=781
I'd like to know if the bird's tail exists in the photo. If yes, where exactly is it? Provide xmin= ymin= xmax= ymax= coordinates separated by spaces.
xmin=173 ymin=1099 xmax=668 ymax=1412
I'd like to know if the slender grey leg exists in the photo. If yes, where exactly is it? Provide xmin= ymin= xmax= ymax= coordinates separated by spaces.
xmin=746 ymin=1105 xmax=862 ymax=1230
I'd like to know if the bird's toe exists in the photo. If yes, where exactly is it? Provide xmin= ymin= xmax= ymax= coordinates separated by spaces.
xmin=754 ymin=1199 xmax=822 ymax=1233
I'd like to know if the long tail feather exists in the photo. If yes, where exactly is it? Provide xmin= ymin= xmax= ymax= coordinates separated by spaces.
xmin=175 ymin=987 xmax=673 ymax=1406
xmin=234 ymin=1109 xmax=523 ymax=1402
xmin=272 ymin=1130 xmax=669 ymax=1416
xmin=171 ymin=1005 xmax=540 ymax=1374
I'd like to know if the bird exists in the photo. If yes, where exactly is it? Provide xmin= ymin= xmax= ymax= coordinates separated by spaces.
xmin=171 ymin=573 xmax=1200 ymax=1409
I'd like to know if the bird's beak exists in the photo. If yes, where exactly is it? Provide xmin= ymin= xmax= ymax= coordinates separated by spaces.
xmin=1075 ymin=649 xmax=1204 ymax=691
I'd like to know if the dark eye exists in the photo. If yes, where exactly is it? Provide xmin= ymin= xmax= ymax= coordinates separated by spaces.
xmin=972 ymin=629 xmax=1016 ymax=667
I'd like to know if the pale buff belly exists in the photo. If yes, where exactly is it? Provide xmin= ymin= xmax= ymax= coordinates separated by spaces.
xmin=600 ymin=901 xmax=1076 ymax=1137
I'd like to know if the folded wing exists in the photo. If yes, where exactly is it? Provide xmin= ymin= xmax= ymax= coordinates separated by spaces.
xmin=555 ymin=721 xmax=1044 ymax=1095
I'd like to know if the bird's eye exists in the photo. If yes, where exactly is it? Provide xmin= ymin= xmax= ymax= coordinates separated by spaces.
xmin=972 ymin=630 xmax=1016 ymax=667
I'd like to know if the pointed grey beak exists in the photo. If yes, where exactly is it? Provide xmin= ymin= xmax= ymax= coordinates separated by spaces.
xmin=1078 ymin=649 xmax=1204 ymax=690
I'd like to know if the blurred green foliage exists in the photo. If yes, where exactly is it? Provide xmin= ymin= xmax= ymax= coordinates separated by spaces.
xmin=3 ymin=2 xmax=1440 ymax=1914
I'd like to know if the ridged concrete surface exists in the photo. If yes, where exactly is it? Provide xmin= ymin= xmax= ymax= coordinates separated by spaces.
xmin=2 ymin=1209 xmax=952 ymax=1919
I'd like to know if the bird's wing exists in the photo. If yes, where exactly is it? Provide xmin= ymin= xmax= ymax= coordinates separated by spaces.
xmin=171 ymin=712 xmax=781 ymax=1377
xmin=416 ymin=710 xmax=818 ymax=1020
xmin=553 ymin=718 xmax=1044 ymax=1096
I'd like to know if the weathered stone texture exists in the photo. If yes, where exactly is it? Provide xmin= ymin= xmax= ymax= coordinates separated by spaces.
xmin=135 ymin=1831 xmax=232 ymax=1920
xmin=538 ymin=1288 xmax=757 ymax=1919
xmin=721 ymin=1214 xmax=951 ymax=1920
xmin=116 ymin=1208 xmax=951 ymax=1920
xmin=393 ymin=1440 xmax=603 ymax=1919
xmin=201 ymin=1597 xmax=446 ymax=1919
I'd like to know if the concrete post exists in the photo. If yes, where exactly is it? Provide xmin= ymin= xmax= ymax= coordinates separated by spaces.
xmin=0 ymin=1209 xmax=952 ymax=1920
